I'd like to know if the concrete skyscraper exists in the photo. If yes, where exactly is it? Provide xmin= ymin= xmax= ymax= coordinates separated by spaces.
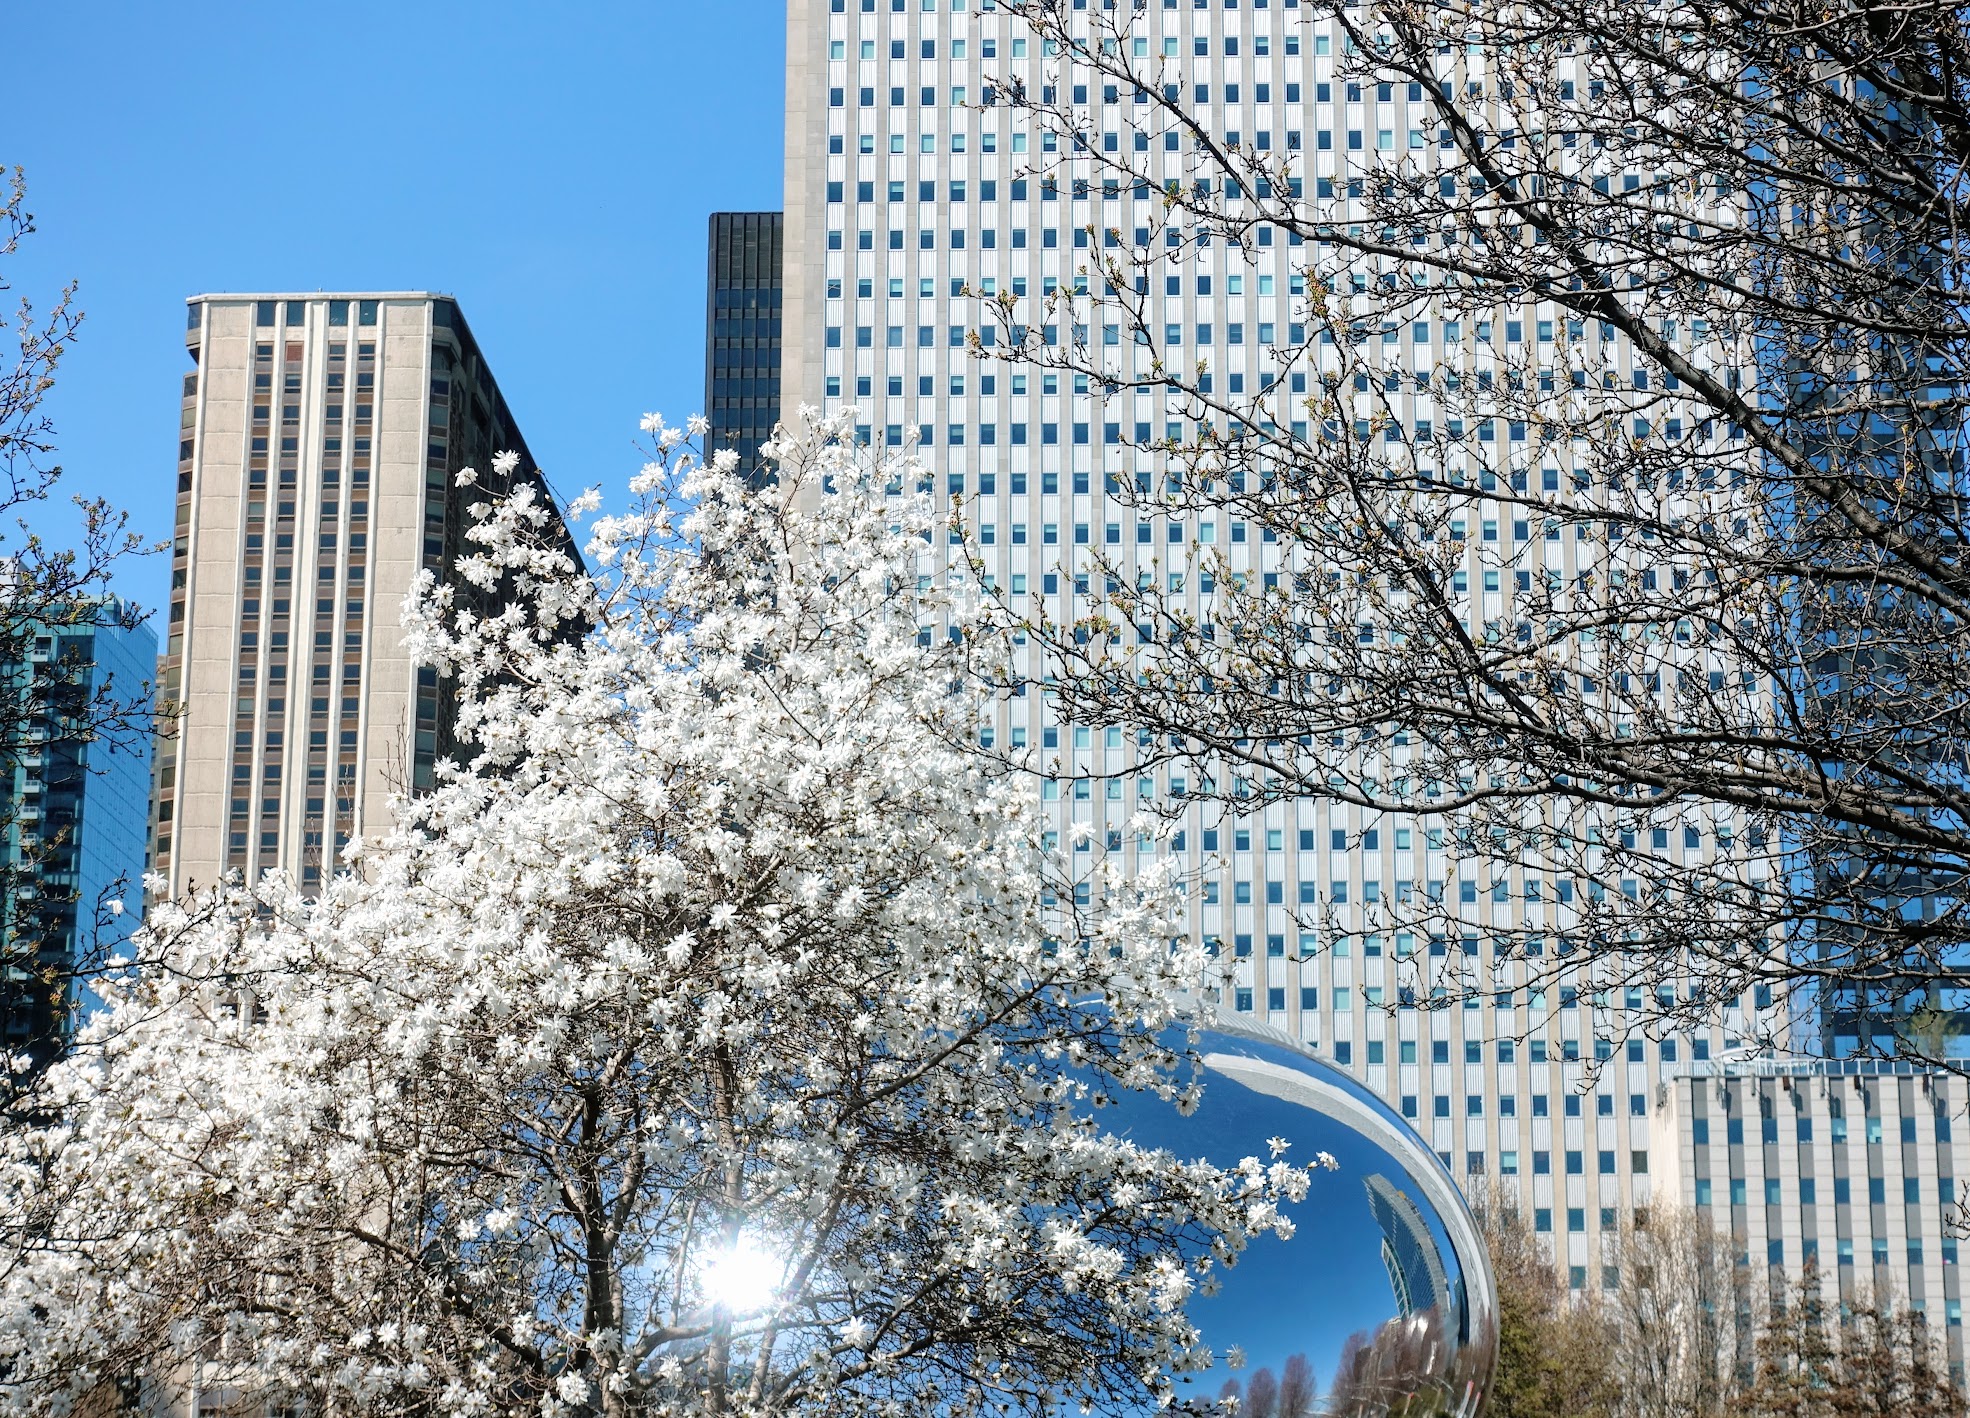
xmin=153 ymin=294 xmax=575 ymax=896
xmin=770 ymin=0 xmax=1776 ymax=1293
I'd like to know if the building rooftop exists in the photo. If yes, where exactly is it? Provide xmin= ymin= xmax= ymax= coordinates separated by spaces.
xmin=185 ymin=291 xmax=456 ymax=304
xmin=1680 ymin=1054 xmax=1956 ymax=1080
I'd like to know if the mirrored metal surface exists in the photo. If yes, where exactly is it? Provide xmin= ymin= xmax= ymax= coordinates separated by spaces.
xmin=1099 ymin=1020 xmax=1497 ymax=1417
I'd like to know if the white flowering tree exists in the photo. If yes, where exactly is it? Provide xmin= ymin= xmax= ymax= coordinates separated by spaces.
xmin=0 ymin=416 xmax=1308 ymax=1418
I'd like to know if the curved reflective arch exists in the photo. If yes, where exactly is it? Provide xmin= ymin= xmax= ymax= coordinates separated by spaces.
xmin=1098 ymin=1020 xmax=1498 ymax=1417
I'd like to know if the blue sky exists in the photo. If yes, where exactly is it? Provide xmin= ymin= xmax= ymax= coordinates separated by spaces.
xmin=10 ymin=0 xmax=786 ymax=622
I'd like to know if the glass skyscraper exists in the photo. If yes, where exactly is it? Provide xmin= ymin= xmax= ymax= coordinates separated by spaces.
xmin=0 ymin=600 xmax=154 ymax=1079
xmin=707 ymin=212 xmax=787 ymax=473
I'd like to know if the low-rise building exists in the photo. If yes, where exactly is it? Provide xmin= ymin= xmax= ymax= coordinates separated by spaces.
xmin=1651 ymin=1056 xmax=1967 ymax=1384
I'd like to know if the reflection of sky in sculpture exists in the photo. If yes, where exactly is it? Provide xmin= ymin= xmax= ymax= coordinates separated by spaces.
xmin=1094 ymin=1023 xmax=1494 ymax=1416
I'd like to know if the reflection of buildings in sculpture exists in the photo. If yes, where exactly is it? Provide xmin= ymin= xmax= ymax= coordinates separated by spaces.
xmin=1363 ymin=1165 xmax=1473 ymax=1354
xmin=1202 ymin=1051 xmax=1485 ymax=1352
xmin=1184 ymin=1039 xmax=1498 ymax=1416
xmin=1364 ymin=1176 xmax=1450 ymax=1327
xmin=1322 ymin=1305 xmax=1471 ymax=1418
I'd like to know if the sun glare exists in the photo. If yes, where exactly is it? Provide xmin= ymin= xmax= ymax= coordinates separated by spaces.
xmin=701 ymin=1235 xmax=784 ymax=1313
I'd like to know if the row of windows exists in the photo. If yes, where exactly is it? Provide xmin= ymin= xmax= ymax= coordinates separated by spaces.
xmin=823 ymin=383 xmax=1665 ymax=433
xmin=1221 ymin=1037 xmax=1710 ymax=1085
xmin=819 ymin=412 xmax=1706 ymax=455
xmin=833 ymin=461 xmax=1713 ymax=524
xmin=819 ymin=92 xmax=1632 ymax=175
xmin=825 ymin=11 xmax=1584 ymax=89
xmin=1705 ymin=1175 xmax=1958 ymax=1207
xmin=949 ymin=523 xmax=1635 ymax=570
xmin=827 ymin=317 xmax=1298 ymax=344
xmin=821 ymin=298 xmax=1662 ymax=368
xmin=251 ymin=298 xmax=380 ymax=328
xmin=828 ymin=81 xmax=1455 ymax=128
xmin=819 ymin=131 xmax=1494 ymax=172
xmin=1694 ymin=1113 xmax=1957 ymax=1147
xmin=812 ymin=212 xmax=1480 ymax=255
xmin=1227 ymin=973 xmax=1732 ymax=1019
xmin=1679 ymin=1207 xmax=1963 ymax=1278
xmin=828 ymin=29 xmax=1340 ymax=60
xmin=833 ymin=271 xmax=1308 ymax=297
xmin=826 ymin=56 xmax=1601 ymax=119
xmin=994 ymin=811 xmax=1719 ymax=865
xmin=820 ymin=316 xmax=1662 ymax=365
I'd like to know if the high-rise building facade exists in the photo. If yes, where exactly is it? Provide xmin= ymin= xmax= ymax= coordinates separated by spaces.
xmin=776 ymin=0 xmax=1774 ymax=1289
xmin=706 ymin=213 xmax=787 ymax=471
xmin=154 ymin=294 xmax=573 ymax=896
xmin=0 ymin=600 xmax=154 ymax=1076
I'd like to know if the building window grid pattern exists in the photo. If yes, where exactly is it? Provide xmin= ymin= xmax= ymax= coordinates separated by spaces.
xmin=708 ymin=213 xmax=786 ymax=472
xmin=1680 ymin=1073 xmax=1966 ymax=1372
xmin=294 ymin=324 xmax=375 ymax=889
xmin=203 ymin=303 xmax=394 ymax=887
xmin=798 ymin=0 xmax=1762 ymax=1266
xmin=161 ymin=295 xmax=572 ymax=904
xmin=1 ymin=610 xmax=153 ymax=1067
xmin=418 ymin=346 xmax=455 ymax=795
xmin=417 ymin=319 xmax=546 ymax=796
xmin=228 ymin=337 xmax=280 ymax=873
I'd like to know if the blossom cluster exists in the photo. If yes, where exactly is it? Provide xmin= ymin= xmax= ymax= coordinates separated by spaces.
xmin=0 ymin=415 xmax=1308 ymax=1418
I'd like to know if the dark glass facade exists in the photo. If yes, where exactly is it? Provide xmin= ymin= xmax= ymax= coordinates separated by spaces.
xmin=0 ymin=601 xmax=154 ymax=1081
xmin=706 ymin=212 xmax=784 ymax=474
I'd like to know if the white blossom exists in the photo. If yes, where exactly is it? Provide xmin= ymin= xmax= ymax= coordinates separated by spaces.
xmin=0 ymin=414 xmax=1307 ymax=1418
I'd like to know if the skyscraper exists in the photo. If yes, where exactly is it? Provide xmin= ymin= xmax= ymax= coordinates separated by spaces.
xmin=773 ymin=0 xmax=1767 ymax=1289
xmin=706 ymin=212 xmax=787 ymax=472
xmin=0 ymin=600 xmax=153 ymax=1078
xmin=153 ymin=294 xmax=575 ymax=896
